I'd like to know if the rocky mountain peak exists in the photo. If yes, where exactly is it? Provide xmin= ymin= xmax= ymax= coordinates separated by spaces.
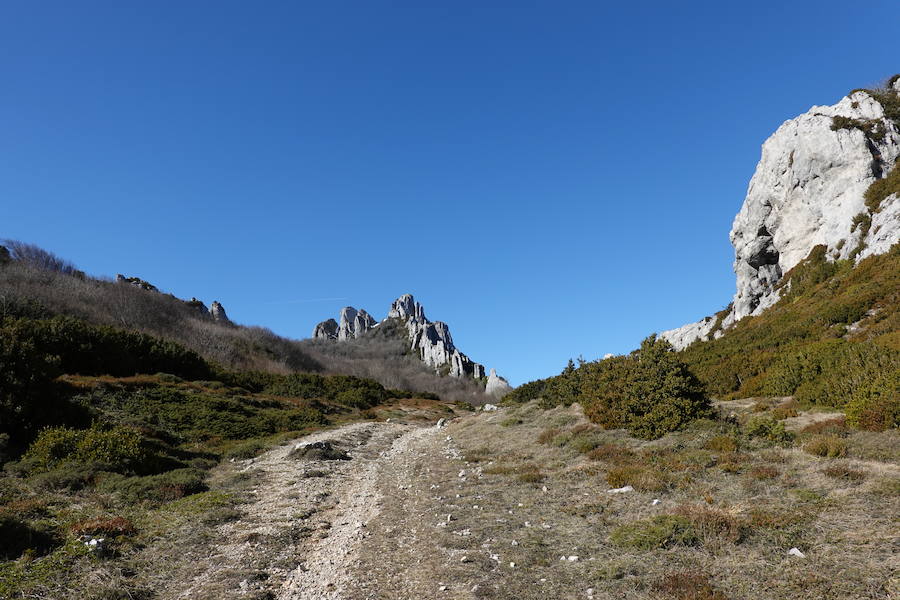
xmin=663 ymin=79 xmax=900 ymax=350
xmin=312 ymin=293 xmax=502 ymax=383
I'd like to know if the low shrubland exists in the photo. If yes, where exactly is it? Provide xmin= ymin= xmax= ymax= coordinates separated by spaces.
xmin=678 ymin=243 xmax=899 ymax=427
xmin=509 ymin=335 xmax=712 ymax=439
xmin=0 ymin=269 xmax=460 ymax=595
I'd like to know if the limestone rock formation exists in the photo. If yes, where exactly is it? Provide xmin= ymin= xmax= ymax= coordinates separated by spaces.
xmin=485 ymin=368 xmax=512 ymax=398
xmin=116 ymin=274 xmax=159 ymax=292
xmin=312 ymin=318 xmax=339 ymax=340
xmin=210 ymin=301 xmax=230 ymax=323
xmin=337 ymin=307 xmax=377 ymax=341
xmin=311 ymin=293 xmax=501 ymax=384
xmin=185 ymin=297 xmax=209 ymax=316
xmin=663 ymin=78 xmax=900 ymax=349
xmin=115 ymin=273 xmax=238 ymax=325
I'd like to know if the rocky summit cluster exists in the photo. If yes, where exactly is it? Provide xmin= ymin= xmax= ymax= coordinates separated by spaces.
xmin=663 ymin=78 xmax=900 ymax=349
xmin=116 ymin=273 xmax=231 ymax=324
xmin=313 ymin=293 xmax=511 ymax=390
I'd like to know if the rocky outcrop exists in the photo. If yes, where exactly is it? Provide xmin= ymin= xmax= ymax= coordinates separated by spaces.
xmin=311 ymin=293 xmax=501 ymax=384
xmin=485 ymin=368 xmax=512 ymax=398
xmin=114 ymin=273 xmax=239 ymax=325
xmin=663 ymin=78 xmax=900 ymax=349
xmin=338 ymin=307 xmax=376 ymax=341
xmin=185 ymin=297 xmax=209 ymax=316
xmin=116 ymin=274 xmax=158 ymax=292
xmin=312 ymin=318 xmax=339 ymax=340
xmin=210 ymin=301 xmax=230 ymax=324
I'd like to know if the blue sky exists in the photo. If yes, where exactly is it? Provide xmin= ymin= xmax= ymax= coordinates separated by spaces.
xmin=2 ymin=1 xmax=898 ymax=385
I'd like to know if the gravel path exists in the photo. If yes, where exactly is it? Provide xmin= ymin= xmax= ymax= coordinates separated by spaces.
xmin=167 ymin=420 xmax=444 ymax=599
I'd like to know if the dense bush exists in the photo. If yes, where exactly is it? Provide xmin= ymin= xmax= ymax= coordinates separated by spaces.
xmin=264 ymin=373 xmax=386 ymax=409
xmin=1 ymin=316 xmax=213 ymax=381
xmin=23 ymin=425 xmax=146 ymax=473
xmin=579 ymin=336 xmax=712 ymax=439
xmin=764 ymin=339 xmax=898 ymax=407
xmin=503 ymin=378 xmax=547 ymax=404
xmin=844 ymin=369 xmax=899 ymax=431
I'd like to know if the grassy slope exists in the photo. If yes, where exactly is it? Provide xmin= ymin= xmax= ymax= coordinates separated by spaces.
xmin=508 ymin=243 xmax=899 ymax=432
xmin=679 ymin=243 xmax=899 ymax=402
xmin=0 ymin=257 xmax=488 ymax=403
xmin=362 ymin=402 xmax=898 ymax=599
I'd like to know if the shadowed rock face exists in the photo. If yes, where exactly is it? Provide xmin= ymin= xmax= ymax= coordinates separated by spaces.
xmin=311 ymin=293 xmax=499 ymax=384
xmin=663 ymin=80 xmax=900 ymax=349
xmin=312 ymin=318 xmax=339 ymax=340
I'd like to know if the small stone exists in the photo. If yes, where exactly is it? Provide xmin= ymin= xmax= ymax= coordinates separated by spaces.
xmin=607 ymin=485 xmax=634 ymax=494
xmin=788 ymin=547 xmax=806 ymax=558
xmin=439 ymin=585 xmax=448 ymax=591
xmin=511 ymin=540 xmax=518 ymax=546
xmin=652 ymin=499 xmax=661 ymax=506
xmin=568 ymin=555 xmax=579 ymax=562
xmin=509 ymin=562 xmax=516 ymax=568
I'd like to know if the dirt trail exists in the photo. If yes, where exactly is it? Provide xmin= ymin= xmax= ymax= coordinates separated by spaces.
xmin=166 ymin=421 xmax=443 ymax=600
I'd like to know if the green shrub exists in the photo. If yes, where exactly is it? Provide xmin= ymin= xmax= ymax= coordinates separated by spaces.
xmin=223 ymin=439 xmax=267 ymax=460
xmin=97 ymin=468 xmax=207 ymax=505
xmin=503 ymin=378 xmax=547 ymax=404
xmin=27 ymin=462 xmax=107 ymax=491
xmin=609 ymin=515 xmax=698 ymax=550
xmin=844 ymin=369 xmax=899 ymax=431
xmin=705 ymin=435 xmax=739 ymax=453
xmin=24 ymin=425 xmax=146 ymax=473
xmin=743 ymin=416 xmax=794 ymax=445
xmin=77 ymin=385 xmax=326 ymax=443
xmin=579 ymin=336 xmax=711 ymax=439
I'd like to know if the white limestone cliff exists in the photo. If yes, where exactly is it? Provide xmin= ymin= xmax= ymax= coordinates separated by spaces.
xmin=663 ymin=79 xmax=900 ymax=349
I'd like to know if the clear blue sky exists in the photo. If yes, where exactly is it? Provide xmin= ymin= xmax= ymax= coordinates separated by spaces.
xmin=2 ymin=1 xmax=898 ymax=385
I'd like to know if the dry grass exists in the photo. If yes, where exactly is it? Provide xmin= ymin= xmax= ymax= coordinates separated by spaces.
xmin=384 ymin=400 xmax=900 ymax=599
xmin=804 ymin=435 xmax=848 ymax=458
xmin=652 ymin=570 xmax=730 ymax=600
xmin=823 ymin=464 xmax=867 ymax=481
xmin=748 ymin=465 xmax=779 ymax=480
xmin=672 ymin=504 xmax=744 ymax=544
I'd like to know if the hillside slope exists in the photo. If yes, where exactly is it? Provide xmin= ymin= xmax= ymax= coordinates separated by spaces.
xmin=0 ymin=241 xmax=489 ymax=403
